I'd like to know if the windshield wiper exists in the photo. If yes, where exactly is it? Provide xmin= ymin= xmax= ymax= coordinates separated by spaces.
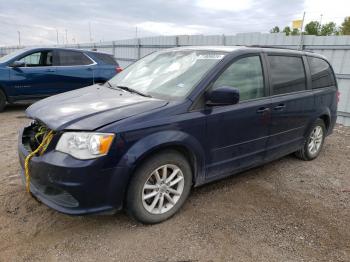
xmin=106 ymin=82 xmax=152 ymax=98
xmin=115 ymin=85 xmax=152 ymax=98
xmin=105 ymin=81 xmax=113 ymax=88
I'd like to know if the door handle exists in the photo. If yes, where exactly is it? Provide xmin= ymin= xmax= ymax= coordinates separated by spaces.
xmin=256 ymin=107 xmax=271 ymax=114
xmin=45 ymin=68 xmax=55 ymax=72
xmin=273 ymin=104 xmax=286 ymax=111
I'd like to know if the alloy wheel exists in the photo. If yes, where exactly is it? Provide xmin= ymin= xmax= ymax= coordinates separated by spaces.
xmin=308 ymin=126 xmax=323 ymax=155
xmin=142 ymin=164 xmax=184 ymax=214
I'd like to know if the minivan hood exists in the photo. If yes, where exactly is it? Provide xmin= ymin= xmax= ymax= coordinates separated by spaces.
xmin=26 ymin=85 xmax=168 ymax=131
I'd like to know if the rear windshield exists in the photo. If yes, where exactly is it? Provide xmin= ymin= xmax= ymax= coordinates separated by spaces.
xmin=93 ymin=53 xmax=118 ymax=65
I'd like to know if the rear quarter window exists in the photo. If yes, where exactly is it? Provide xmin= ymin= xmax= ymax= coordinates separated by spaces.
xmin=93 ymin=53 xmax=118 ymax=65
xmin=268 ymin=55 xmax=306 ymax=95
xmin=307 ymin=57 xmax=336 ymax=89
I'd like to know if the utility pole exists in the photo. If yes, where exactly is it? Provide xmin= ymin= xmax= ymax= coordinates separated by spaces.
xmin=65 ymin=29 xmax=68 ymax=44
xmin=89 ymin=22 xmax=93 ymax=43
xmin=56 ymin=29 xmax=59 ymax=45
xmin=17 ymin=31 xmax=21 ymax=47
xmin=135 ymin=26 xmax=138 ymax=39
xmin=298 ymin=12 xmax=306 ymax=50
xmin=319 ymin=14 xmax=323 ymax=36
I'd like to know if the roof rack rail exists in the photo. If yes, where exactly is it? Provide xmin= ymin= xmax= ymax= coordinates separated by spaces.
xmin=247 ymin=45 xmax=314 ymax=53
xmin=247 ymin=45 xmax=299 ymax=50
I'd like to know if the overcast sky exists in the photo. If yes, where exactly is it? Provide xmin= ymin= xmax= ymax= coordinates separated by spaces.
xmin=0 ymin=0 xmax=349 ymax=46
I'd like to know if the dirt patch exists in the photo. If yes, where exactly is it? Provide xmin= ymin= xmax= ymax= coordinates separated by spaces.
xmin=0 ymin=104 xmax=349 ymax=262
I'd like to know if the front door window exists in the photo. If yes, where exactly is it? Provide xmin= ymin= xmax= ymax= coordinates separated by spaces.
xmin=18 ymin=51 xmax=53 ymax=67
xmin=212 ymin=56 xmax=265 ymax=101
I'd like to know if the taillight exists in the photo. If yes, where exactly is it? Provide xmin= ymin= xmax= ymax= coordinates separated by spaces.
xmin=337 ymin=91 xmax=340 ymax=104
xmin=116 ymin=66 xmax=123 ymax=73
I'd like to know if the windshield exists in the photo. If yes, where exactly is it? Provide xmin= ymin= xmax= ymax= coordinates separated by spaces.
xmin=0 ymin=49 xmax=26 ymax=63
xmin=108 ymin=50 xmax=227 ymax=100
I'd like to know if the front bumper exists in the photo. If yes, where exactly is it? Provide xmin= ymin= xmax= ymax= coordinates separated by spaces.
xmin=18 ymin=127 xmax=129 ymax=215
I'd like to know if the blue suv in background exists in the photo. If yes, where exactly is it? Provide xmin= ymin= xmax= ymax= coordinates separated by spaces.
xmin=0 ymin=48 xmax=121 ymax=111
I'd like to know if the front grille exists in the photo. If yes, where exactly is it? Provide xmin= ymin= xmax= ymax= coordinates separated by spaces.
xmin=21 ymin=121 xmax=78 ymax=209
xmin=22 ymin=120 xmax=52 ymax=152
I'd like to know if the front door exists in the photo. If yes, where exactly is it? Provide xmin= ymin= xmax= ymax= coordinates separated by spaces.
xmin=9 ymin=50 xmax=57 ymax=97
xmin=205 ymin=55 xmax=271 ymax=180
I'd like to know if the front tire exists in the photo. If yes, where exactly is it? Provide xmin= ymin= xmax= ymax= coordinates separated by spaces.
xmin=295 ymin=119 xmax=326 ymax=161
xmin=0 ymin=89 xmax=6 ymax=112
xmin=126 ymin=150 xmax=192 ymax=224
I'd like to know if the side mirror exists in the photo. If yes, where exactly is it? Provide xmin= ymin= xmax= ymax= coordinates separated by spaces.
xmin=11 ymin=60 xmax=25 ymax=68
xmin=206 ymin=86 xmax=240 ymax=106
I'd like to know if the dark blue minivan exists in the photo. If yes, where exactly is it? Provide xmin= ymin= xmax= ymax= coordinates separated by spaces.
xmin=18 ymin=46 xmax=338 ymax=224
xmin=0 ymin=47 xmax=120 ymax=111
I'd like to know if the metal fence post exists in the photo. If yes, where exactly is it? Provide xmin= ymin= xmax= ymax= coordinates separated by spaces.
xmin=137 ymin=38 xmax=141 ymax=59
xmin=112 ymin=41 xmax=116 ymax=57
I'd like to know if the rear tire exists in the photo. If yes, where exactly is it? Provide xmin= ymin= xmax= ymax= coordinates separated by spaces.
xmin=0 ymin=89 xmax=6 ymax=112
xmin=295 ymin=119 xmax=326 ymax=161
xmin=126 ymin=150 xmax=192 ymax=224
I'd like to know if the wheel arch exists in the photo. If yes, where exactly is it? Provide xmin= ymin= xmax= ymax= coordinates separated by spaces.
xmin=304 ymin=108 xmax=331 ymax=138
xmin=0 ymin=85 xmax=9 ymax=110
xmin=0 ymin=85 xmax=8 ymax=100
xmin=133 ymin=144 xmax=198 ymax=185
xmin=119 ymin=130 xmax=206 ymax=189
xmin=319 ymin=114 xmax=330 ymax=131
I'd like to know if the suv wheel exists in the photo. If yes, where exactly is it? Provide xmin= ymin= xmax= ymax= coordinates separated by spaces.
xmin=295 ymin=119 xmax=326 ymax=161
xmin=0 ymin=89 xmax=6 ymax=112
xmin=126 ymin=150 xmax=192 ymax=224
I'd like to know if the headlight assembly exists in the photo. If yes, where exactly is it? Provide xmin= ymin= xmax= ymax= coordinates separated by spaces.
xmin=56 ymin=132 xmax=115 ymax=160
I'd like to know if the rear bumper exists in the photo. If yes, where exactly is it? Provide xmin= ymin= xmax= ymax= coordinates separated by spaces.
xmin=18 ymin=128 xmax=130 ymax=215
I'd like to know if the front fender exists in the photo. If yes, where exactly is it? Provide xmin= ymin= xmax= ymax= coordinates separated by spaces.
xmin=118 ymin=130 xmax=206 ymax=186
xmin=0 ymin=67 xmax=11 ymax=97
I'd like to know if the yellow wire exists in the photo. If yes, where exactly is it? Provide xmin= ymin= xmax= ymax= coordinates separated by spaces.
xmin=24 ymin=130 xmax=54 ymax=193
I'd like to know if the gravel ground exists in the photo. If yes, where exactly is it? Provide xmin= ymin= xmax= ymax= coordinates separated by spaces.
xmin=0 ymin=104 xmax=349 ymax=262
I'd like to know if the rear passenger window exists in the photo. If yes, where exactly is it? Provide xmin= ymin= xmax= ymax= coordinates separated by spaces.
xmin=268 ymin=56 xmax=306 ymax=95
xmin=212 ymin=56 xmax=265 ymax=101
xmin=56 ymin=50 xmax=92 ymax=66
xmin=307 ymin=57 xmax=335 ymax=89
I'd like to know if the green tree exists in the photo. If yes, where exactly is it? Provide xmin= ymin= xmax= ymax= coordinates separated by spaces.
xmin=320 ymin=22 xmax=338 ymax=36
xmin=283 ymin=26 xmax=291 ymax=36
xmin=340 ymin=17 xmax=350 ymax=35
xmin=304 ymin=21 xmax=320 ymax=35
xmin=270 ymin=26 xmax=280 ymax=33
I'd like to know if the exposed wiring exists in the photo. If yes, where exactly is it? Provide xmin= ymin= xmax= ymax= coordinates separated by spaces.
xmin=24 ymin=130 xmax=54 ymax=193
